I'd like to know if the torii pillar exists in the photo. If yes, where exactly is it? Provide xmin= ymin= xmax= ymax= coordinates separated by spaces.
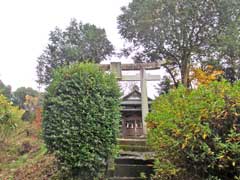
xmin=140 ymin=68 xmax=148 ymax=135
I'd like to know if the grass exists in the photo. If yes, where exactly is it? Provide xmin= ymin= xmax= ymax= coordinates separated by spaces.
xmin=0 ymin=144 xmax=47 ymax=170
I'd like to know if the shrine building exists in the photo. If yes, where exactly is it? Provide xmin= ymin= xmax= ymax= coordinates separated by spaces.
xmin=120 ymin=86 xmax=152 ymax=138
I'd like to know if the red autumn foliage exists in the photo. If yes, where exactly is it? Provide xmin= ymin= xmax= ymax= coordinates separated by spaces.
xmin=33 ymin=107 xmax=42 ymax=130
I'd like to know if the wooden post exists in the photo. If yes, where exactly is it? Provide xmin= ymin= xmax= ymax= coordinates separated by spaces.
xmin=110 ymin=62 xmax=122 ymax=79
xmin=140 ymin=68 xmax=148 ymax=136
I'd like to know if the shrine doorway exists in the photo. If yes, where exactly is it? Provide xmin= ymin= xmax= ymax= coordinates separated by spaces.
xmin=121 ymin=113 xmax=143 ymax=138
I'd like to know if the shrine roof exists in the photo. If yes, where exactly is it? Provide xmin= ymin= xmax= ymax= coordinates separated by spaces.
xmin=121 ymin=86 xmax=152 ymax=105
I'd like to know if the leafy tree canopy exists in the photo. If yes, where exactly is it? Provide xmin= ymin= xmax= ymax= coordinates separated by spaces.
xmin=0 ymin=80 xmax=12 ymax=100
xmin=156 ymin=76 xmax=173 ymax=95
xmin=13 ymin=87 xmax=39 ymax=109
xmin=216 ymin=18 xmax=240 ymax=82
xmin=36 ymin=19 xmax=114 ymax=85
xmin=118 ymin=0 xmax=240 ymax=86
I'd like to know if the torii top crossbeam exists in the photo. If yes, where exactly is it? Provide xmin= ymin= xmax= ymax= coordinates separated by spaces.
xmin=100 ymin=62 xmax=161 ymax=71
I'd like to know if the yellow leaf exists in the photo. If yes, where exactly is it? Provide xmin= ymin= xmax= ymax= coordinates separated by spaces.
xmin=191 ymin=66 xmax=223 ymax=86
xmin=202 ymin=133 xmax=207 ymax=140
xmin=218 ymin=155 xmax=224 ymax=159
xmin=181 ymin=143 xmax=187 ymax=149
xmin=181 ymin=139 xmax=188 ymax=149
xmin=194 ymin=128 xmax=200 ymax=134
xmin=232 ymin=161 xmax=236 ymax=167
xmin=208 ymin=151 xmax=214 ymax=155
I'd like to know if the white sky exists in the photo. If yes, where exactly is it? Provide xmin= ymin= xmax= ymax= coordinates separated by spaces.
xmin=0 ymin=0 xmax=132 ymax=90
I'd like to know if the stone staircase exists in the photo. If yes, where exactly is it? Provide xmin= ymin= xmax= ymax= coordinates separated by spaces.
xmin=108 ymin=139 xmax=154 ymax=180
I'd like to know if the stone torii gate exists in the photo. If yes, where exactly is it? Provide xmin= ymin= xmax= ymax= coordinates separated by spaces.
xmin=100 ymin=62 xmax=161 ymax=136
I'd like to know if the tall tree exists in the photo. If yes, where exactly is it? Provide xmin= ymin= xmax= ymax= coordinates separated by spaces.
xmin=36 ymin=19 xmax=114 ymax=85
xmin=118 ymin=0 xmax=240 ymax=87
xmin=156 ymin=76 xmax=173 ymax=95
xmin=216 ymin=17 xmax=240 ymax=82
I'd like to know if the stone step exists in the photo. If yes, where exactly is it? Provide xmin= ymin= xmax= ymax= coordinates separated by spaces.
xmin=109 ymin=138 xmax=154 ymax=179
xmin=115 ymin=158 xmax=153 ymax=165
xmin=119 ymin=151 xmax=155 ymax=158
xmin=109 ymin=177 xmax=145 ymax=180
xmin=119 ymin=145 xmax=151 ymax=152
xmin=118 ymin=138 xmax=147 ymax=146
xmin=114 ymin=164 xmax=153 ymax=177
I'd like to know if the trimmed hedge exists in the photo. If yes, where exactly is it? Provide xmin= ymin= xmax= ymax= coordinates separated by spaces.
xmin=42 ymin=63 xmax=121 ymax=179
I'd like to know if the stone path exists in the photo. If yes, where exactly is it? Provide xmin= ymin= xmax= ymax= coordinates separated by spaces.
xmin=108 ymin=139 xmax=154 ymax=180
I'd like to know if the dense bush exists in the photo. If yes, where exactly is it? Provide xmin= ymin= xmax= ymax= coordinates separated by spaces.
xmin=42 ymin=63 xmax=121 ymax=179
xmin=146 ymin=81 xmax=240 ymax=180
xmin=0 ymin=94 xmax=24 ymax=142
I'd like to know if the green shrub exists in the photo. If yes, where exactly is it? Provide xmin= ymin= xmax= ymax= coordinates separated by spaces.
xmin=42 ymin=63 xmax=121 ymax=179
xmin=146 ymin=81 xmax=240 ymax=180
xmin=0 ymin=94 xmax=24 ymax=142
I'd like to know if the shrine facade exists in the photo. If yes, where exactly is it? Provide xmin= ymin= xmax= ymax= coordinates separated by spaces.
xmin=120 ymin=86 xmax=152 ymax=138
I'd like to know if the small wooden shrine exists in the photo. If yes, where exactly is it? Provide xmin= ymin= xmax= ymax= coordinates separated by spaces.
xmin=120 ymin=86 xmax=152 ymax=138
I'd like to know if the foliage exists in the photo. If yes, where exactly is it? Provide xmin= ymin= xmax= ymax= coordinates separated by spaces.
xmin=0 ymin=80 xmax=12 ymax=100
xmin=13 ymin=87 xmax=39 ymax=109
xmin=214 ymin=16 xmax=240 ymax=83
xmin=156 ymin=76 xmax=174 ymax=95
xmin=13 ymin=87 xmax=41 ymax=122
xmin=42 ymin=63 xmax=121 ymax=179
xmin=0 ymin=94 xmax=24 ymax=142
xmin=191 ymin=65 xmax=223 ymax=86
xmin=24 ymin=95 xmax=40 ymax=111
xmin=36 ymin=19 xmax=114 ymax=85
xmin=33 ymin=107 xmax=42 ymax=130
xmin=146 ymin=81 xmax=240 ymax=179
xmin=118 ymin=0 xmax=240 ymax=87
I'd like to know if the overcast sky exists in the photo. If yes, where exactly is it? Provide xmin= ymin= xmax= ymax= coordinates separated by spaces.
xmin=0 ymin=0 xmax=132 ymax=90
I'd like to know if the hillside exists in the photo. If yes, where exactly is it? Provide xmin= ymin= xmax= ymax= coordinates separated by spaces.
xmin=0 ymin=121 xmax=58 ymax=180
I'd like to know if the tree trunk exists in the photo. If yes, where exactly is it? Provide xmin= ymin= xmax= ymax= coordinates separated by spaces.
xmin=181 ymin=58 xmax=190 ymax=87
xmin=163 ymin=64 xmax=178 ymax=87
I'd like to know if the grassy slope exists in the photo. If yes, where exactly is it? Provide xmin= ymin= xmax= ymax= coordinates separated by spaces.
xmin=0 ymin=122 xmax=58 ymax=180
